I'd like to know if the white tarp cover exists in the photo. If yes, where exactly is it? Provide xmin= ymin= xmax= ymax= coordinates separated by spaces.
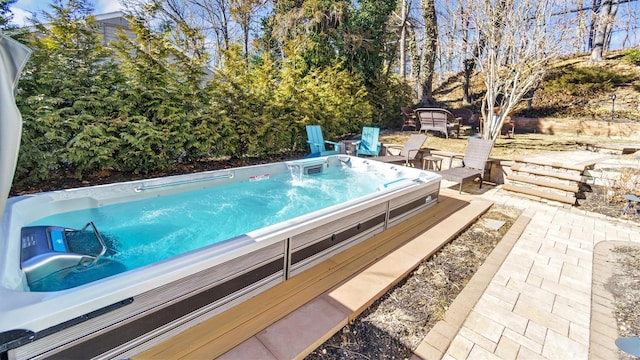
xmin=0 ymin=35 xmax=31 ymax=222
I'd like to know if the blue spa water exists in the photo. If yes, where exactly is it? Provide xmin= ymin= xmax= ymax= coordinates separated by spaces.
xmin=28 ymin=166 xmax=398 ymax=290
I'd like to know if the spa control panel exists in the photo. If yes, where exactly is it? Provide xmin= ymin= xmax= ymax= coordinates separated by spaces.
xmin=20 ymin=226 xmax=68 ymax=265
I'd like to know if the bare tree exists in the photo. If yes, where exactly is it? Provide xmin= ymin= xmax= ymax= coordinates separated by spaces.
xmin=461 ymin=0 xmax=475 ymax=105
xmin=123 ymin=0 xmax=231 ymax=66
xmin=590 ymin=0 xmax=620 ymax=61
xmin=396 ymin=0 xmax=423 ymax=100
xmin=229 ymin=0 xmax=263 ymax=58
xmin=618 ymin=0 xmax=640 ymax=48
xmin=434 ymin=0 xmax=460 ymax=77
xmin=187 ymin=0 xmax=233 ymax=64
xmin=588 ymin=0 xmax=603 ymax=49
xmin=461 ymin=0 xmax=508 ymax=107
xmin=464 ymin=0 xmax=573 ymax=140
xmin=123 ymin=0 xmax=270 ymax=66
xmin=575 ymin=0 xmax=587 ymax=53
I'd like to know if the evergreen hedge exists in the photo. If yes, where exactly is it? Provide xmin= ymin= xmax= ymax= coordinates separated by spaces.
xmin=11 ymin=1 xmax=406 ymax=188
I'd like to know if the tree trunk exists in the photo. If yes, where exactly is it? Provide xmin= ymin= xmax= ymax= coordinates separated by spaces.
xmin=575 ymin=0 xmax=585 ymax=53
xmin=408 ymin=26 xmax=420 ymax=101
xmin=420 ymin=0 xmax=437 ymax=105
xmin=461 ymin=1 xmax=473 ymax=105
xmin=399 ymin=0 xmax=407 ymax=78
xmin=462 ymin=59 xmax=474 ymax=105
xmin=409 ymin=26 xmax=419 ymax=78
xmin=603 ymin=0 xmax=619 ymax=51
xmin=588 ymin=0 xmax=602 ymax=50
xmin=590 ymin=0 xmax=619 ymax=62
xmin=243 ymin=23 xmax=249 ymax=57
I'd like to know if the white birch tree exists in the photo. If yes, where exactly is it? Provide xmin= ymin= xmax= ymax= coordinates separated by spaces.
xmin=463 ymin=0 xmax=573 ymax=140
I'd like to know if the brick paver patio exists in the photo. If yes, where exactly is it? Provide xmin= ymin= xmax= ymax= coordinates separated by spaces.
xmin=417 ymin=186 xmax=640 ymax=359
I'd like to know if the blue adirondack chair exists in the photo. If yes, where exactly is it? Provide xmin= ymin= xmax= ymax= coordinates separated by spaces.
xmin=353 ymin=127 xmax=382 ymax=156
xmin=305 ymin=125 xmax=341 ymax=158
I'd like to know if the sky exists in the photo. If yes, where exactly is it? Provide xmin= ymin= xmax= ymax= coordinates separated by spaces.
xmin=10 ymin=0 xmax=124 ymax=26
xmin=9 ymin=0 xmax=639 ymax=50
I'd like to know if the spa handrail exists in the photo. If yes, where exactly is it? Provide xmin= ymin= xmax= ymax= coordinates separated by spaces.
xmin=80 ymin=221 xmax=107 ymax=266
xmin=134 ymin=172 xmax=234 ymax=192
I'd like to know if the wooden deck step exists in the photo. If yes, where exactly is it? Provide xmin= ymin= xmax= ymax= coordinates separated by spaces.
xmin=506 ymin=174 xmax=580 ymax=193
xmin=502 ymin=183 xmax=577 ymax=205
xmin=135 ymin=194 xmax=488 ymax=360
xmin=511 ymin=165 xmax=583 ymax=182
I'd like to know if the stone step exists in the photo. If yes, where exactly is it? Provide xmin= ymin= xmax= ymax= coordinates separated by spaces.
xmin=502 ymin=184 xmax=577 ymax=205
xmin=511 ymin=165 xmax=583 ymax=182
xmin=513 ymin=156 xmax=590 ymax=172
xmin=577 ymin=142 xmax=640 ymax=155
xmin=506 ymin=174 xmax=580 ymax=193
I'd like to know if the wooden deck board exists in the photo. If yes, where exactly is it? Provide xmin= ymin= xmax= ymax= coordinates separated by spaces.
xmin=134 ymin=194 xmax=482 ymax=360
xmin=329 ymin=199 xmax=493 ymax=320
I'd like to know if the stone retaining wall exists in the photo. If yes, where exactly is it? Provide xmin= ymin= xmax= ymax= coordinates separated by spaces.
xmin=511 ymin=117 xmax=640 ymax=136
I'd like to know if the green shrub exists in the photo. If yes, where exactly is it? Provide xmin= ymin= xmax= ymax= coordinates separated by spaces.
xmin=13 ymin=2 xmax=398 ymax=188
xmin=544 ymin=66 xmax=634 ymax=96
xmin=624 ymin=48 xmax=640 ymax=66
xmin=15 ymin=2 xmax=125 ymax=183
xmin=210 ymin=48 xmax=373 ymax=156
xmin=365 ymin=75 xmax=413 ymax=129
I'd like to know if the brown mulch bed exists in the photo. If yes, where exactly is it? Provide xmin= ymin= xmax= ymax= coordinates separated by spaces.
xmin=578 ymin=184 xmax=639 ymax=220
xmin=583 ymin=184 xmax=640 ymax=358
xmin=608 ymin=247 xmax=640 ymax=326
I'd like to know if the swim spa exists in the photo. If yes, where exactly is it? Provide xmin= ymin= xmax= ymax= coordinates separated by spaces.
xmin=0 ymin=155 xmax=440 ymax=359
